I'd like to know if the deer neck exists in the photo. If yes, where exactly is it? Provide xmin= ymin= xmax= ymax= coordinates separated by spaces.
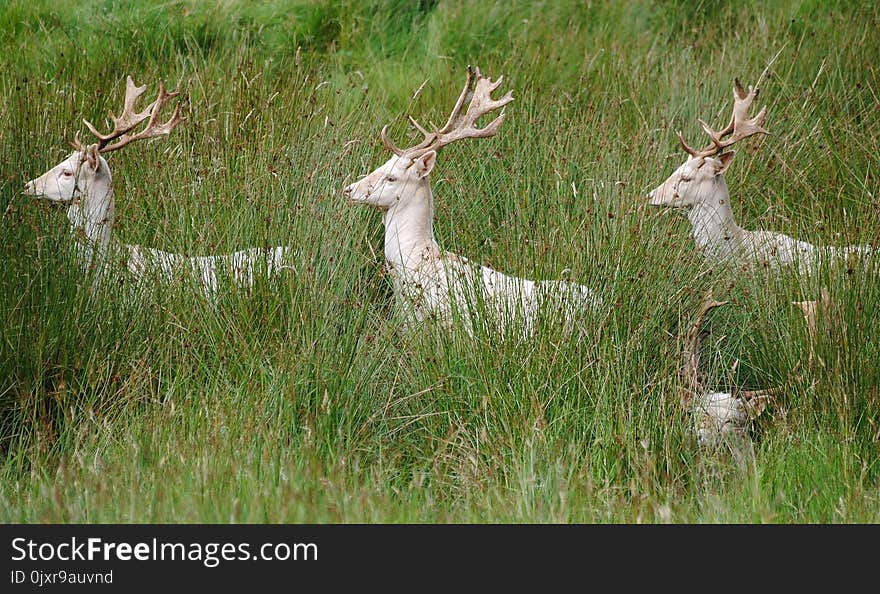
xmin=67 ymin=174 xmax=115 ymax=271
xmin=687 ymin=176 xmax=743 ymax=258
xmin=382 ymin=180 xmax=440 ymax=272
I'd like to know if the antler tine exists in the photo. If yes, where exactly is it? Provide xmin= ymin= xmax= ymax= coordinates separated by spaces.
xmin=437 ymin=64 xmax=479 ymax=135
xmin=116 ymin=76 xmax=152 ymax=131
xmin=469 ymin=111 xmax=507 ymax=139
xmin=486 ymin=73 xmax=506 ymax=93
xmin=380 ymin=124 xmax=405 ymax=157
xmin=100 ymin=80 xmax=186 ymax=153
xmin=408 ymin=115 xmax=432 ymax=138
xmin=399 ymin=114 xmax=439 ymax=154
xmin=677 ymin=130 xmax=698 ymax=157
xmin=65 ymin=132 xmax=87 ymax=152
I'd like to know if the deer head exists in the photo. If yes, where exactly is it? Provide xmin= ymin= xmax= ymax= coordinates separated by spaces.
xmin=24 ymin=76 xmax=185 ymax=207
xmin=648 ymin=79 xmax=768 ymax=209
xmin=343 ymin=65 xmax=514 ymax=210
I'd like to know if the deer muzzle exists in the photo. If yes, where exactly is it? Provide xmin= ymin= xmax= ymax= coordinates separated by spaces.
xmin=342 ymin=183 xmax=356 ymax=202
xmin=343 ymin=180 xmax=370 ymax=204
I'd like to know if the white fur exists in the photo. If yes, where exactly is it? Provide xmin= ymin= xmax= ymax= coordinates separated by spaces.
xmin=24 ymin=150 xmax=293 ymax=296
xmin=344 ymin=152 xmax=601 ymax=336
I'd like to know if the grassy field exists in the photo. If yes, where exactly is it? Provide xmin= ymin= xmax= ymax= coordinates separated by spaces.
xmin=1 ymin=0 xmax=879 ymax=522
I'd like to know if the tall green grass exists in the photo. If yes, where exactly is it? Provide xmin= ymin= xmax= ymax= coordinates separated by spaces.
xmin=1 ymin=0 xmax=879 ymax=522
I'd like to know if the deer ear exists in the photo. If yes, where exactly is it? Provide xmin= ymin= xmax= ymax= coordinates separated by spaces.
xmin=85 ymin=144 xmax=100 ymax=171
xmin=412 ymin=151 xmax=437 ymax=179
xmin=714 ymin=151 xmax=736 ymax=175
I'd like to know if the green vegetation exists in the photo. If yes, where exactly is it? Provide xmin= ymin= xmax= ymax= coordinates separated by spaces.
xmin=1 ymin=0 xmax=879 ymax=522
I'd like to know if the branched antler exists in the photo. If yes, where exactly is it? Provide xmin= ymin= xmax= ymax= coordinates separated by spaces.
xmin=678 ymin=79 xmax=769 ymax=158
xmin=381 ymin=65 xmax=514 ymax=158
xmin=74 ymin=76 xmax=185 ymax=154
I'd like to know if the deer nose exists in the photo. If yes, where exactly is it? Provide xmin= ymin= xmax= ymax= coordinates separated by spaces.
xmin=23 ymin=181 xmax=35 ymax=195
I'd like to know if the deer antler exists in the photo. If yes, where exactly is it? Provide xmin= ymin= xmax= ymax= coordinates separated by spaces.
xmin=681 ymin=290 xmax=728 ymax=407
xmin=678 ymin=79 xmax=769 ymax=158
xmin=791 ymin=287 xmax=833 ymax=368
xmin=380 ymin=65 xmax=514 ymax=158
xmin=738 ymin=387 xmax=780 ymax=419
xmin=81 ymin=76 xmax=185 ymax=154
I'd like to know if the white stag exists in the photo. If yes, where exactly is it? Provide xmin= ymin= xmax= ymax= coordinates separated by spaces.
xmin=648 ymin=80 xmax=872 ymax=272
xmin=24 ymin=76 xmax=292 ymax=295
xmin=343 ymin=66 xmax=601 ymax=336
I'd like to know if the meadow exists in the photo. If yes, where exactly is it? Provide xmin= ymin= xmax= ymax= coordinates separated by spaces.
xmin=1 ymin=0 xmax=879 ymax=522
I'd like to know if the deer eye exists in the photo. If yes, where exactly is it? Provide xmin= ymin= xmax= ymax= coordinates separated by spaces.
xmin=679 ymin=176 xmax=692 ymax=183
xmin=61 ymin=170 xmax=73 ymax=177
xmin=386 ymin=176 xmax=397 ymax=183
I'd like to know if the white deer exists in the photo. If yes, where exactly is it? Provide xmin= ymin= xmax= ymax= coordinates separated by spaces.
xmin=680 ymin=291 xmax=777 ymax=449
xmin=648 ymin=80 xmax=872 ymax=273
xmin=23 ymin=76 xmax=292 ymax=296
xmin=343 ymin=66 xmax=601 ymax=336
